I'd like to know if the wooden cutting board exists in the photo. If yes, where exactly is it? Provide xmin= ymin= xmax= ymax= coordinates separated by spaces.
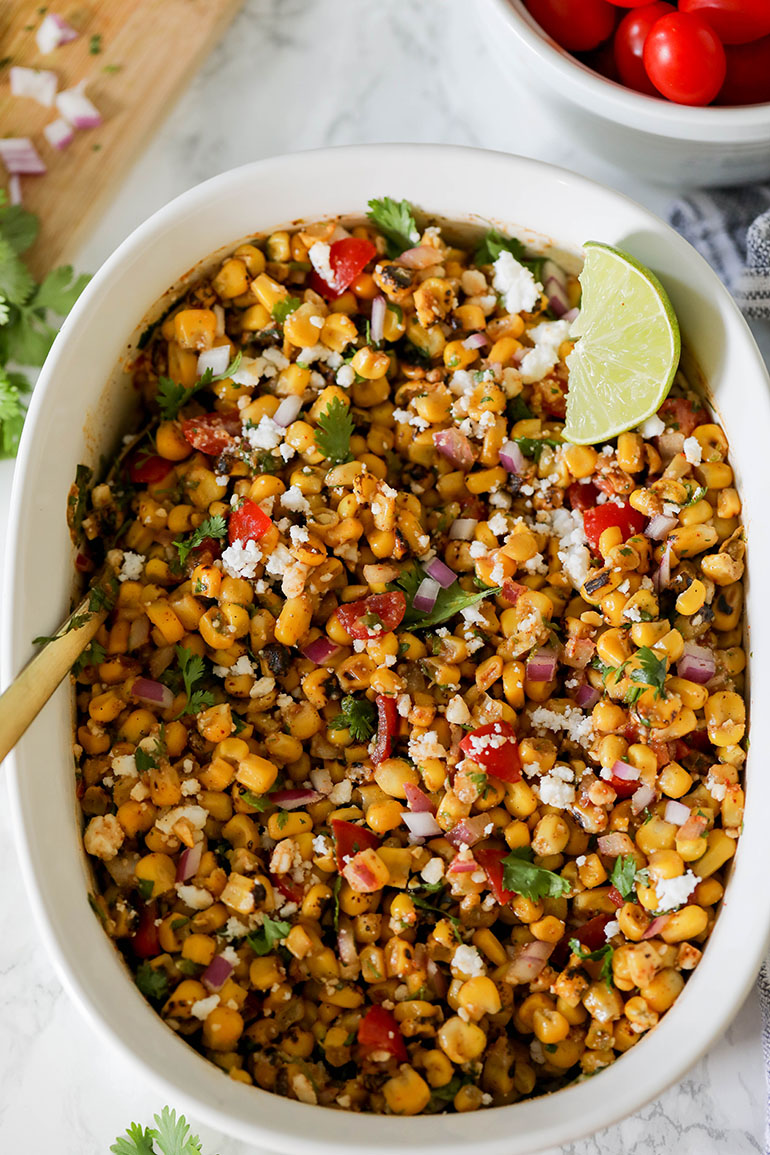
xmin=0 ymin=0 xmax=244 ymax=279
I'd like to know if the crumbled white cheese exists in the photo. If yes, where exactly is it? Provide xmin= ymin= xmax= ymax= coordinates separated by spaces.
xmin=538 ymin=772 xmax=576 ymax=810
xmin=84 ymin=815 xmax=124 ymax=861
xmin=604 ymin=920 xmax=621 ymax=940
xmin=638 ymin=413 xmax=666 ymax=438
xmin=336 ymin=363 xmax=355 ymax=388
xmin=297 ymin=344 xmax=343 ymax=369
xmin=492 ymin=250 xmax=542 ymax=316
xmin=175 ymin=884 xmax=214 ymax=910
xmin=308 ymin=241 xmax=335 ymax=286
xmin=118 ymin=552 xmax=145 ymax=583
xmin=487 ymin=512 xmax=509 ymax=537
xmin=461 ymin=601 xmax=487 ymax=627
xmin=155 ymin=805 xmax=208 ymax=835
xmin=530 ymin=704 xmax=594 ymax=748
xmin=328 ymin=779 xmax=353 ymax=805
xmin=243 ymin=414 xmax=284 ymax=451
xmin=396 ymin=693 xmax=411 ymax=717
xmin=409 ymin=730 xmax=448 ymax=763
xmin=445 ymin=694 xmax=471 ymax=725
xmin=520 ymin=319 xmax=571 ymax=384
xmin=289 ymin=524 xmax=310 ymax=547
xmin=421 ymin=857 xmax=445 ymax=885
xmin=546 ymin=506 xmax=591 ymax=591
xmin=281 ymin=485 xmax=311 ymax=514
xmin=654 ymin=871 xmax=698 ymax=912
xmin=706 ymin=772 xmax=727 ymax=801
xmin=181 ymin=779 xmax=201 ymax=796
xmin=683 ymin=436 xmax=703 ymax=465
xmin=190 ymin=994 xmax=220 ymax=1021
xmin=523 ymin=552 xmax=548 ymax=574
xmin=221 ymin=539 xmax=263 ymax=580
xmin=111 ymin=753 xmax=137 ymax=778
xmin=452 ymin=944 xmax=485 ymax=977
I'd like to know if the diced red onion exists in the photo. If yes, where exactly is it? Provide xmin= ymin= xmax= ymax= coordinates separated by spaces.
xmin=56 ymin=82 xmax=102 ymax=129
xmin=433 ymin=427 xmax=475 ymax=470
xmin=512 ymin=347 xmax=527 ymax=367
xmin=36 ymin=12 xmax=78 ymax=53
xmin=131 ymin=677 xmax=175 ymax=710
xmin=575 ymin=683 xmax=601 ymax=710
xmin=446 ymin=814 xmax=493 ymax=849
xmin=653 ymin=540 xmax=673 ymax=592
xmin=563 ymin=307 xmax=579 ymax=324
xmin=646 ymin=514 xmax=678 ymax=541
xmin=611 ymin=760 xmax=638 ymax=782
xmin=301 ymin=636 xmax=340 ymax=665
xmin=506 ymin=940 xmax=555 ymax=984
xmin=542 ymin=260 xmax=569 ymax=317
xmin=597 ymin=832 xmax=635 ymax=857
xmin=664 ymin=800 xmax=691 ymax=826
xmin=447 ymin=856 xmax=479 ymax=874
xmin=10 ymin=66 xmax=58 ymax=107
xmin=213 ymin=304 xmax=225 ymax=336
xmin=370 ymin=295 xmax=386 ymax=345
xmin=396 ymin=245 xmax=443 ymax=269
xmin=337 ymin=924 xmax=359 ymax=967
xmin=176 ymin=842 xmax=203 ymax=882
xmin=462 ymin=332 xmax=489 ymax=350
xmin=202 ymin=955 xmax=234 ymax=991
xmin=642 ymin=915 xmax=670 ymax=940
xmin=404 ymin=782 xmax=436 ymax=814
xmin=677 ymin=642 xmax=715 ymax=685
xmin=425 ymin=557 xmax=456 ymax=589
xmin=413 ymin=577 xmax=440 ymax=613
xmin=448 ymin=518 xmax=478 ymax=541
xmin=402 ymin=810 xmax=442 ymax=839
xmin=273 ymin=395 xmax=303 ymax=427
xmin=8 ymin=175 xmax=22 ymax=206
xmin=128 ymin=615 xmax=150 ymax=651
xmin=0 ymin=138 xmax=46 ymax=175
xmin=105 ymin=852 xmax=140 ymax=887
xmin=526 ymin=647 xmax=559 ymax=683
xmin=631 ymin=784 xmax=657 ymax=814
xmin=427 ymin=957 xmax=448 ymax=998
xmin=270 ymin=788 xmax=322 ymax=810
xmin=43 ymin=117 xmax=74 ymax=151
xmin=499 ymin=439 xmax=528 ymax=475
xmin=197 ymin=345 xmax=230 ymax=378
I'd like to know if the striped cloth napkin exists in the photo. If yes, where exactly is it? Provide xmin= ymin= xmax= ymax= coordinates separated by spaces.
xmin=669 ymin=185 xmax=770 ymax=319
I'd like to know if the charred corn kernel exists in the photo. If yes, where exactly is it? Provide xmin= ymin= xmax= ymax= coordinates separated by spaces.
xmin=241 ymin=302 xmax=271 ymax=330
xmin=382 ymin=1067 xmax=431 ymax=1116
xmin=531 ymin=814 xmax=570 ymax=856
xmin=661 ymin=906 xmax=708 ymax=943
xmin=472 ymin=928 xmax=507 ymax=967
xmin=592 ymin=700 xmax=627 ymax=733
xmin=275 ymin=595 xmax=313 ymax=647
xmin=444 ymin=339 xmax=479 ymax=370
xmin=616 ymin=432 xmax=644 ymax=473
xmin=466 ymin=467 xmax=506 ymax=494
xmin=213 ymin=258 xmax=249 ymax=299
xmin=695 ymin=461 xmax=733 ymax=490
xmin=598 ymin=526 xmax=623 ymax=555
xmin=701 ymin=551 xmax=743 ymax=585
xmin=252 ymin=273 xmax=287 ymax=311
xmin=284 ymin=302 xmax=327 ymax=348
xmin=146 ymin=600 xmax=185 ymax=645
xmin=267 ymin=811 xmax=312 ymax=839
xmin=563 ymin=444 xmax=598 ymax=479
xmin=236 ymin=754 xmax=278 ymax=795
xmin=630 ymin=620 xmax=669 ymax=648
xmin=249 ymin=955 xmax=284 ymax=990
xmin=658 ymin=762 xmax=693 ymax=798
xmin=533 ymin=1007 xmax=570 ymax=1044
xmin=321 ymin=313 xmax=357 ymax=352
xmin=457 ymin=977 xmax=501 ymax=1020
xmin=676 ymin=579 xmax=706 ymax=615
xmin=717 ymin=488 xmax=741 ymax=518
xmin=488 ymin=335 xmax=520 ymax=365
xmin=438 ymin=1016 xmax=487 ymax=1064
xmin=454 ymin=303 xmax=486 ymax=330
xmin=197 ymin=703 xmax=233 ymax=743
xmin=705 ymin=690 xmax=745 ymax=746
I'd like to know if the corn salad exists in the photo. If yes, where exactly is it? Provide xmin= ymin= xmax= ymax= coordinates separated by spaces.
xmin=72 ymin=201 xmax=746 ymax=1115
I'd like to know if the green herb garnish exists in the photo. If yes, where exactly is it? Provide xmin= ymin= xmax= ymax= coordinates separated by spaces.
xmin=272 ymin=296 xmax=301 ymax=324
xmin=111 ymin=1106 xmax=204 ymax=1155
xmin=392 ymin=564 xmax=501 ymax=631
xmin=512 ymin=435 xmax=562 ymax=463
xmin=134 ymin=961 xmax=169 ymax=1003
xmin=331 ymin=694 xmax=377 ymax=742
xmin=502 ymin=846 xmax=570 ymax=900
xmin=610 ymin=854 xmax=638 ymax=901
xmin=314 ymin=395 xmax=354 ymax=464
xmin=569 ymin=938 xmax=614 ymax=987
xmin=367 ymin=196 xmax=419 ymax=257
xmin=246 ymin=915 xmax=291 ymax=956
xmin=174 ymin=513 xmax=227 ymax=567
xmin=156 ymin=351 xmax=242 ymax=421
xmin=175 ymin=646 xmax=214 ymax=717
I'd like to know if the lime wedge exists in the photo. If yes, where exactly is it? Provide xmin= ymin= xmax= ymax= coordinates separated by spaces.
xmin=563 ymin=241 xmax=680 ymax=446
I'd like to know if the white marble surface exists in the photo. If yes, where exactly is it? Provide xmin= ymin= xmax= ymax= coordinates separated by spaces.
xmin=1 ymin=0 xmax=768 ymax=1151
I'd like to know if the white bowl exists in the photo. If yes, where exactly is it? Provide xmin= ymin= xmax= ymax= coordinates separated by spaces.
xmin=3 ymin=145 xmax=770 ymax=1154
xmin=484 ymin=0 xmax=770 ymax=187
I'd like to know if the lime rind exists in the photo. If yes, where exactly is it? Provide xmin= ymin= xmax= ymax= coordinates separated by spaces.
xmin=563 ymin=241 xmax=681 ymax=446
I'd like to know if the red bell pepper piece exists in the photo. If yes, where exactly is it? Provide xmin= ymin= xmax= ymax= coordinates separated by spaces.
xmin=582 ymin=502 xmax=647 ymax=557
xmin=270 ymin=872 xmax=304 ymax=904
xmin=181 ymin=411 xmax=241 ymax=456
xmin=357 ymin=1005 xmax=407 ymax=1061
xmin=567 ymin=480 xmax=599 ymax=513
xmin=336 ymin=591 xmax=406 ymax=640
xmin=228 ymin=499 xmax=273 ymax=544
xmin=126 ymin=451 xmax=173 ymax=486
xmin=331 ymin=819 xmax=381 ymax=873
xmin=658 ymin=397 xmax=708 ymax=437
xmin=474 ymin=847 xmax=514 ymax=905
xmin=309 ymin=236 xmax=377 ymax=300
xmin=459 ymin=721 xmax=522 ymax=784
xmin=132 ymin=902 xmax=161 ymax=959
xmin=371 ymin=695 xmax=398 ymax=765
xmin=572 ymin=913 xmax=613 ymax=952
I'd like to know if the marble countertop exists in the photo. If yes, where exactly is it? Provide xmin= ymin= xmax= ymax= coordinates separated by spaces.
xmin=0 ymin=1 xmax=768 ymax=1151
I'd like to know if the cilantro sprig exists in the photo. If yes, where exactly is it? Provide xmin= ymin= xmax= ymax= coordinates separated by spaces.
xmin=610 ymin=854 xmax=638 ymax=901
xmin=134 ymin=961 xmax=169 ymax=1004
xmin=111 ymin=1107 xmax=203 ymax=1155
xmin=247 ymin=915 xmax=291 ymax=956
xmin=314 ymin=395 xmax=354 ymax=464
xmin=367 ymin=196 xmax=419 ymax=257
xmin=175 ymin=646 xmax=215 ymax=717
xmin=156 ymin=351 xmax=243 ymax=421
xmin=332 ymin=694 xmax=377 ymax=742
xmin=474 ymin=227 xmax=544 ymax=280
xmin=175 ymin=514 xmax=227 ymax=567
xmin=569 ymin=938 xmax=614 ymax=987
xmin=272 ymin=296 xmax=301 ymax=324
xmin=513 ymin=435 xmax=562 ymax=463
xmin=502 ymin=847 xmax=570 ymax=900
xmin=391 ymin=564 xmax=501 ymax=631
xmin=626 ymin=645 xmax=667 ymax=703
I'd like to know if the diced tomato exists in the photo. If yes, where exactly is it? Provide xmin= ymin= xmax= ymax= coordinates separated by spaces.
xmin=459 ymin=721 xmax=522 ymax=784
xmin=572 ymin=913 xmax=613 ymax=952
xmin=181 ymin=411 xmax=241 ymax=455
xmin=132 ymin=903 xmax=161 ymax=959
xmin=501 ymin=580 xmax=527 ymax=605
xmin=331 ymin=819 xmax=381 ymax=873
xmin=474 ymin=847 xmax=514 ymax=905
xmin=657 ymin=397 xmax=707 ymax=437
xmin=608 ymin=886 xmax=625 ymax=908
xmin=336 ymin=591 xmax=406 ymax=640
xmin=371 ymin=695 xmax=398 ymax=766
xmin=357 ymin=1005 xmax=407 ymax=1062
xmin=567 ymin=480 xmax=599 ymax=513
xmin=609 ymin=773 xmax=639 ymax=799
xmin=308 ymin=237 xmax=377 ymax=300
xmin=582 ymin=502 xmax=647 ymax=557
xmin=126 ymin=451 xmax=174 ymax=485
xmin=458 ymin=495 xmax=487 ymax=520
xmin=270 ymin=872 xmax=304 ymax=904
xmin=228 ymin=499 xmax=273 ymax=544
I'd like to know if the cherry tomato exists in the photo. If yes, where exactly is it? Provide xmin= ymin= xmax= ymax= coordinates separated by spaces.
xmin=614 ymin=2 xmax=675 ymax=93
xmin=567 ymin=480 xmax=600 ymax=512
xmin=228 ymin=499 xmax=273 ymax=544
xmin=336 ymin=591 xmax=407 ymax=640
xmin=572 ymin=913 xmax=613 ymax=951
xmin=607 ymin=0 xmax=653 ymax=6
xmin=643 ymin=12 xmax=726 ymax=105
xmin=132 ymin=903 xmax=161 ymax=958
xmin=524 ymin=0 xmax=617 ymax=51
xmin=717 ymin=34 xmax=770 ymax=103
xmin=357 ymin=1005 xmax=408 ymax=1061
xmin=331 ymin=819 xmax=381 ymax=873
xmin=181 ymin=411 xmax=241 ymax=456
xmin=679 ymin=0 xmax=770 ymax=45
xmin=582 ymin=503 xmax=647 ymax=556
xmin=583 ymin=39 xmax=623 ymax=83
xmin=474 ymin=848 xmax=515 ymax=905
xmin=459 ymin=721 xmax=522 ymax=784
xmin=309 ymin=236 xmax=377 ymax=300
xmin=657 ymin=396 xmax=708 ymax=435
xmin=371 ymin=695 xmax=398 ymax=766
xmin=126 ymin=450 xmax=173 ymax=485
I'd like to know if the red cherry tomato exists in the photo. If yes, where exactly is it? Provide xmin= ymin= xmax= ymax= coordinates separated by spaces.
xmin=657 ymin=396 xmax=708 ymax=435
xmin=228 ymin=499 xmax=273 ymax=544
xmin=614 ymin=2 xmax=675 ymax=93
xmin=679 ymin=0 xmax=770 ymax=45
xmin=582 ymin=503 xmax=647 ymax=556
xmin=331 ymin=819 xmax=381 ymax=873
xmin=371 ymin=695 xmax=398 ymax=766
xmin=126 ymin=451 xmax=173 ymax=485
xmin=132 ymin=903 xmax=161 ymax=959
xmin=643 ymin=12 xmax=726 ymax=104
xmin=459 ymin=721 xmax=522 ymax=784
xmin=336 ymin=591 xmax=406 ymax=640
xmin=583 ymin=39 xmax=623 ymax=83
xmin=567 ymin=480 xmax=600 ymax=512
xmin=524 ymin=0 xmax=617 ymax=51
xmin=357 ymin=1005 xmax=408 ymax=1062
xmin=474 ymin=848 xmax=515 ymax=905
xmin=717 ymin=34 xmax=770 ymax=103
xmin=309 ymin=236 xmax=377 ymax=300
xmin=572 ymin=913 xmax=613 ymax=951
xmin=181 ymin=411 xmax=241 ymax=456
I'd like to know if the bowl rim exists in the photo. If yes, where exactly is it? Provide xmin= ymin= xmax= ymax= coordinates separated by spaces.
xmin=3 ymin=143 xmax=770 ymax=1154
xmin=487 ymin=0 xmax=770 ymax=137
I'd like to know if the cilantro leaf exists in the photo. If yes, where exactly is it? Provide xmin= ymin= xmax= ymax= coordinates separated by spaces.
xmin=628 ymin=645 xmax=667 ymax=700
xmin=610 ymin=854 xmax=638 ymax=901
xmin=512 ymin=435 xmax=562 ymax=463
xmin=247 ymin=915 xmax=291 ymax=956
xmin=502 ymin=846 xmax=569 ymax=900
xmin=239 ymin=788 xmax=272 ymax=811
xmin=272 ymin=296 xmax=301 ymax=324
xmin=136 ymin=877 xmax=155 ymax=902
xmin=332 ymin=874 xmax=342 ymax=931
xmin=331 ymin=695 xmax=377 ymax=742
xmin=0 ymin=201 xmax=38 ymax=254
xmin=156 ymin=351 xmax=243 ymax=421
xmin=110 ymin=1122 xmax=156 ymax=1155
xmin=150 ymin=1106 xmax=204 ymax=1155
xmin=392 ymin=564 xmax=501 ymax=631
xmin=314 ymin=395 xmax=354 ymax=464
xmin=72 ymin=640 xmax=106 ymax=677
xmin=32 ymin=264 xmax=90 ymax=315
xmin=175 ymin=513 xmax=227 ymax=567
xmin=506 ymin=395 xmax=534 ymax=424
xmin=474 ymin=227 xmax=525 ymax=267
xmin=175 ymin=646 xmax=215 ymax=717
xmin=569 ymin=938 xmax=614 ymax=987
xmin=367 ymin=196 xmax=419 ymax=258
xmin=135 ymin=961 xmax=169 ymax=1003
xmin=0 ymin=234 xmax=34 ymax=305
xmin=0 ymin=366 xmax=26 ymax=456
